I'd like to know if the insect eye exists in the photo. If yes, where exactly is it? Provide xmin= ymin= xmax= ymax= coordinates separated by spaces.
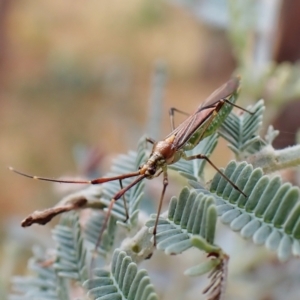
xmin=148 ymin=167 xmax=156 ymax=176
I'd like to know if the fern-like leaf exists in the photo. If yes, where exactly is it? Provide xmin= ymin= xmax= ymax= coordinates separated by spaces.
xmin=145 ymin=187 xmax=218 ymax=254
xmin=84 ymin=212 xmax=117 ymax=255
xmin=191 ymin=160 xmax=300 ymax=261
xmin=99 ymin=138 xmax=146 ymax=228
xmin=219 ymin=100 xmax=266 ymax=156
xmin=73 ymin=138 xmax=147 ymax=255
xmin=52 ymin=212 xmax=88 ymax=283
xmin=10 ymin=247 xmax=65 ymax=300
xmin=83 ymin=249 xmax=158 ymax=300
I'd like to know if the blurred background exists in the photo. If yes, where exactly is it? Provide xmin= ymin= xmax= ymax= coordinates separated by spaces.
xmin=2 ymin=0 xmax=300 ymax=299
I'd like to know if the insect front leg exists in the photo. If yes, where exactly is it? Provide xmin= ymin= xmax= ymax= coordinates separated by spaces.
xmin=169 ymin=107 xmax=190 ymax=130
xmin=119 ymin=179 xmax=129 ymax=221
xmin=144 ymin=137 xmax=156 ymax=153
xmin=146 ymin=137 xmax=156 ymax=144
xmin=183 ymin=153 xmax=246 ymax=197
xmin=90 ymin=175 xmax=145 ymax=271
xmin=153 ymin=168 xmax=168 ymax=246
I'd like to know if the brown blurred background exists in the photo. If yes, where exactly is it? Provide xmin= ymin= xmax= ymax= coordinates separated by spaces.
xmin=0 ymin=0 xmax=235 ymax=218
xmin=2 ymin=0 xmax=300 ymax=298
xmin=0 ymin=1 xmax=238 ymax=291
xmin=0 ymin=0 xmax=238 ymax=241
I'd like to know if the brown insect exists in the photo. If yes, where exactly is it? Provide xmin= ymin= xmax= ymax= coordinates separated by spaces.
xmin=10 ymin=77 xmax=251 ymax=249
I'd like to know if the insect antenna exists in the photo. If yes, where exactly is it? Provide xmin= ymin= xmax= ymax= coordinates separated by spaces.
xmin=9 ymin=166 xmax=92 ymax=184
xmin=8 ymin=166 xmax=141 ymax=184
xmin=9 ymin=165 xmax=145 ymax=274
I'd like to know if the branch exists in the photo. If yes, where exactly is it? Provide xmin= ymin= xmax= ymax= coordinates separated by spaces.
xmin=21 ymin=190 xmax=104 ymax=227
xmin=247 ymin=144 xmax=300 ymax=174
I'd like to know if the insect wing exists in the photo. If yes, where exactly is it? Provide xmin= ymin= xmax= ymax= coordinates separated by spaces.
xmin=196 ymin=76 xmax=240 ymax=112
xmin=166 ymin=106 xmax=216 ymax=149
xmin=166 ymin=77 xmax=240 ymax=149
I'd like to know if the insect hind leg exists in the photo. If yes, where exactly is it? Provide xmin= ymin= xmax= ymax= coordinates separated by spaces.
xmin=183 ymin=153 xmax=247 ymax=197
xmin=153 ymin=169 xmax=168 ymax=246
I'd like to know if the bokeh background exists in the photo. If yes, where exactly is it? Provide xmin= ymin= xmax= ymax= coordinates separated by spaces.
xmin=2 ymin=0 xmax=300 ymax=299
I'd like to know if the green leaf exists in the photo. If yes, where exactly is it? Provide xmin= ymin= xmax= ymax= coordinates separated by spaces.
xmin=84 ymin=249 xmax=158 ymax=300
xmin=52 ymin=212 xmax=88 ymax=283
xmin=191 ymin=236 xmax=220 ymax=253
xmin=145 ymin=187 xmax=218 ymax=255
xmin=84 ymin=212 xmax=117 ymax=256
xmin=192 ymin=161 xmax=300 ymax=261
xmin=82 ymin=137 xmax=147 ymax=256
xmin=219 ymin=100 xmax=266 ymax=156
xmin=10 ymin=246 xmax=65 ymax=300
xmin=100 ymin=137 xmax=146 ymax=227
xmin=184 ymin=258 xmax=220 ymax=277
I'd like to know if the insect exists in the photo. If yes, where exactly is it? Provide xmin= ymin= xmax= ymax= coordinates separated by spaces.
xmin=10 ymin=77 xmax=252 ymax=249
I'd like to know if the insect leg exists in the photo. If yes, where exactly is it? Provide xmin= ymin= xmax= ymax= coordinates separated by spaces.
xmin=146 ymin=137 xmax=156 ymax=144
xmin=223 ymin=99 xmax=254 ymax=115
xmin=169 ymin=107 xmax=190 ymax=130
xmin=91 ymin=174 xmax=145 ymax=271
xmin=153 ymin=168 xmax=168 ymax=246
xmin=119 ymin=179 xmax=129 ymax=221
xmin=145 ymin=137 xmax=156 ymax=153
xmin=183 ymin=153 xmax=247 ymax=197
